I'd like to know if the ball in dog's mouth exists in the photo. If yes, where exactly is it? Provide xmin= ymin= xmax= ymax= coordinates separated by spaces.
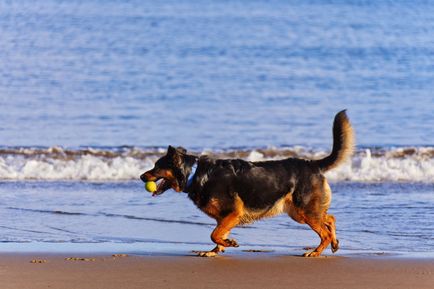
xmin=144 ymin=181 xmax=157 ymax=193
xmin=145 ymin=179 xmax=169 ymax=196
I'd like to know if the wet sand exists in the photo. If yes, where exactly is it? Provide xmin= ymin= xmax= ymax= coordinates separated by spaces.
xmin=1 ymin=253 xmax=434 ymax=289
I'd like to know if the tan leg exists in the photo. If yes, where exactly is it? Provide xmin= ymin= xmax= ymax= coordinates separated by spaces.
xmin=303 ymin=216 xmax=333 ymax=257
xmin=194 ymin=245 xmax=225 ymax=257
xmin=195 ymin=212 xmax=240 ymax=257
xmin=325 ymin=214 xmax=339 ymax=253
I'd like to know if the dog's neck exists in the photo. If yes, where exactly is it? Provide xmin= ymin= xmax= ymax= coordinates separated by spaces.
xmin=186 ymin=162 xmax=197 ymax=187
xmin=184 ymin=155 xmax=198 ymax=189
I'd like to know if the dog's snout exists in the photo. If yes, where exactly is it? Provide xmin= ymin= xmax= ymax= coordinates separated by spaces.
xmin=140 ymin=171 xmax=157 ymax=182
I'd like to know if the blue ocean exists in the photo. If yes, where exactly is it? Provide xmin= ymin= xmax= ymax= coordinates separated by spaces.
xmin=0 ymin=0 xmax=433 ymax=256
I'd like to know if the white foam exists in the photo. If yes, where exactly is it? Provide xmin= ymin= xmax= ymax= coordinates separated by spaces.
xmin=325 ymin=149 xmax=434 ymax=183
xmin=235 ymin=148 xmax=434 ymax=183
xmin=246 ymin=150 xmax=264 ymax=162
xmin=0 ymin=154 xmax=157 ymax=181
xmin=0 ymin=146 xmax=433 ymax=182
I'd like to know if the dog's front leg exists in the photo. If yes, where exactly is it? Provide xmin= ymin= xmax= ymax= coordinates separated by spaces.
xmin=195 ymin=212 xmax=240 ymax=257
xmin=195 ymin=244 xmax=225 ymax=257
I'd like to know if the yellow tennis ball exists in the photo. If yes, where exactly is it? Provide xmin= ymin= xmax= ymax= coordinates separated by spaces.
xmin=145 ymin=181 xmax=157 ymax=193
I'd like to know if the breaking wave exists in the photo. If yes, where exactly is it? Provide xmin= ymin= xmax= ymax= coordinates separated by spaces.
xmin=0 ymin=146 xmax=433 ymax=183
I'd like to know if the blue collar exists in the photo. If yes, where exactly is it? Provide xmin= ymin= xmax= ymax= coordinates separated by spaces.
xmin=186 ymin=163 xmax=198 ymax=187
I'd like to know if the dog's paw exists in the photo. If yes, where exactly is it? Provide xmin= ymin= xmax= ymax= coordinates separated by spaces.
xmin=193 ymin=251 xmax=218 ymax=257
xmin=331 ymin=239 xmax=339 ymax=253
xmin=223 ymin=238 xmax=239 ymax=247
xmin=303 ymin=251 xmax=321 ymax=257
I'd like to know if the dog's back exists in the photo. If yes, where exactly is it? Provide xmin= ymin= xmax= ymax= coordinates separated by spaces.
xmin=189 ymin=110 xmax=354 ymax=213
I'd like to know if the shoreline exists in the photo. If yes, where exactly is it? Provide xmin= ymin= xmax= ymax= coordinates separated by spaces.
xmin=1 ymin=242 xmax=434 ymax=258
xmin=1 ymin=253 xmax=433 ymax=289
xmin=1 ymin=242 xmax=434 ymax=259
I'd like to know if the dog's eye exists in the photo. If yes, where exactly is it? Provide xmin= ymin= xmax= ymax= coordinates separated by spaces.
xmin=155 ymin=158 xmax=169 ymax=169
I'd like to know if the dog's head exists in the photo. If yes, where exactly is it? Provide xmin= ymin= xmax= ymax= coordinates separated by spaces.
xmin=140 ymin=145 xmax=188 ymax=196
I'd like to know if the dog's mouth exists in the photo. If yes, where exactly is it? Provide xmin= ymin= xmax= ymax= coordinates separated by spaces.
xmin=141 ymin=169 xmax=181 ymax=196
xmin=152 ymin=178 xmax=172 ymax=196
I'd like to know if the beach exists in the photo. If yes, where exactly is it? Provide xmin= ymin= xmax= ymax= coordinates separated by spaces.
xmin=1 ymin=1 xmax=434 ymax=288
xmin=1 ymin=253 xmax=433 ymax=289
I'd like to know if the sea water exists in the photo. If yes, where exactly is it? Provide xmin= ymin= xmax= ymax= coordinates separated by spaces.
xmin=0 ymin=0 xmax=433 ymax=256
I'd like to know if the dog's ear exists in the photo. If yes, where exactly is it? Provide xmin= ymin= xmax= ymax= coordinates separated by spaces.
xmin=167 ymin=145 xmax=176 ymax=155
xmin=167 ymin=145 xmax=186 ymax=155
xmin=167 ymin=145 xmax=183 ymax=166
xmin=176 ymin=146 xmax=187 ymax=154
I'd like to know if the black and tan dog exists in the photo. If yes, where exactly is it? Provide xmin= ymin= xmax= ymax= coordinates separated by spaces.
xmin=140 ymin=110 xmax=354 ymax=257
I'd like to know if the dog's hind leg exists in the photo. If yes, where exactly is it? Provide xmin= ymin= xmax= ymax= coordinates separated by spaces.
xmin=195 ymin=211 xmax=241 ymax=257
xmin=325 ymin=214 xmax=339 ymax=253
xmin=303 ymin=215 xmax=334 ymax=257
xmin=302 ymin=178 xmax=339 ymax=257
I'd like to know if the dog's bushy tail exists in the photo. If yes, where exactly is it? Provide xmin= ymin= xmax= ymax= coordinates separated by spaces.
xmin=314 ymin=110 xmax=355 ymax=172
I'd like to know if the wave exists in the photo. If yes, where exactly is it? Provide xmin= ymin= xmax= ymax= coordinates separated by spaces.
xmin=0 ymin=146 xmax=433 ymax=182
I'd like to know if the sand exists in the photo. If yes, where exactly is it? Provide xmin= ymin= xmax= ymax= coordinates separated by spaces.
xmin=1 ymin=253 xmax=433 ymax=289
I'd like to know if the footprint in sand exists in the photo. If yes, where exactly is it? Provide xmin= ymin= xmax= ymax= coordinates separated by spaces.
xmin=65 ymin=257 xmax=96 ymax=262
xmin=30 ymin=259 xmax=48 ymax=263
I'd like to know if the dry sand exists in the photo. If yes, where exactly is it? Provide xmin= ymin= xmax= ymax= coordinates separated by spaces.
xmin=1 ymin=253 xmax=433 ymax=289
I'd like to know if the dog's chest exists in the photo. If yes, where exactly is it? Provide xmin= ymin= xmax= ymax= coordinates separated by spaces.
xmin=186 ymin=191 xmax=214 ymax=215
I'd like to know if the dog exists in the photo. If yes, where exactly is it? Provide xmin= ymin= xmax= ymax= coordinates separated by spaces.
xmin=140 ymin=110 xmax=354 ymax=257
